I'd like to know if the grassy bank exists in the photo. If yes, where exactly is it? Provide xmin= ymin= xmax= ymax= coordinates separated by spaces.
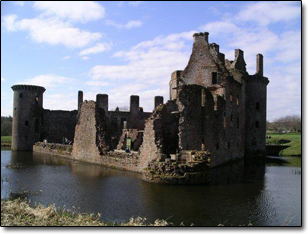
xmin=1 ymin=199 xmax=252 ymax=226
xmin=1 ymin=136 xmax=12 ymax=146
xmin=0 ymin=199 xmax=174 ymax=226
xmin=266 ymin=133 xmax=301 ymax=156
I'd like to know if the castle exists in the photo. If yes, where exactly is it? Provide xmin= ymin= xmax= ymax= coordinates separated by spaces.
xmin=11 ymin=32 xmax=269 ymax=184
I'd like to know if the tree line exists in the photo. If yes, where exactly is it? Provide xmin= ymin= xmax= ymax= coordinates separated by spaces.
xmin=267 ymin=115 xmax=301 ymax=133
xmin=1 ymin=116 xmax=12 ymax=136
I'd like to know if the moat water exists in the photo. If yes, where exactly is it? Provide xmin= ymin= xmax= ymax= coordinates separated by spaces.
xmin=1 ymin=148 xmax=301 ymax=226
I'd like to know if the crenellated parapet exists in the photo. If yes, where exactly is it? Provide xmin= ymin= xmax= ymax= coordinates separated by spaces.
xmin=12 ymin=84 xmax=46 ymax=93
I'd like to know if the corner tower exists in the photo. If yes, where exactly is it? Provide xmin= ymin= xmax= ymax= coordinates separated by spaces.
xmin=245 ymin=54 xmax=269 ymax=157
xmin=11 ymin=85 xmax=46 ymax=151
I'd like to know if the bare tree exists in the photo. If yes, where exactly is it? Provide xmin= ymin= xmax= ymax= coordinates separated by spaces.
xmin=268 ymin=115 xmax=301 ymax=133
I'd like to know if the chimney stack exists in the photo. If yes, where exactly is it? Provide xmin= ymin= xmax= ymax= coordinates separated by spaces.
xmin=256 ymin=54 xmax=263 ymax=77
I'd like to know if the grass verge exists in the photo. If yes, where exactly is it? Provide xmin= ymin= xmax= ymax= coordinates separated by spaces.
xmin=266 ymin=133 xmax=301 ymax=156
xmin=1 ymin=136 xmax=12 ymax=146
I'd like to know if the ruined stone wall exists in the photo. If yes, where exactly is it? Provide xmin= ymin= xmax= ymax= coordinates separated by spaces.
xmin=33 ymin=142 xmax=73 ymax=159
xmin=178 ymin=85 xmax=212 ymax=151
xmin=108 ymin=111 xmax=151 ymax=140
xmin=41 ymin=110 xmax=77 ymax=143
xmin=177 ymin=84 xmax=245 ymax=167
xmin=139 ymin=116 xmax=163 ymax=170
xmin=181 ymin=33 xmax=229 ymax=88
xmin=116 ymin=129 xmax=143 ymax=151
xmin=139 ymin=102 xmax=178 ymax=169
xmin=72 ymin=101 xmax=102 ymax=164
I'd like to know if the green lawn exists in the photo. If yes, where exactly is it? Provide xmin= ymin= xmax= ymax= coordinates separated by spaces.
xmin=266 ymin=132 xmax=301 ymax=156
xmin=1 ymin=136 xmax=12 ymax=144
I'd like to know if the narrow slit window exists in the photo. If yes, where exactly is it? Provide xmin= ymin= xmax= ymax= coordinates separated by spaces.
xmin=256 ymin=121 xmax=260 ymax=128
xmin=212 ymin=72 xmax=218 ymax=84
xmin=25 ymin=120 xmax=29 ymax=126
xmin=228 ymin=142 xmax=231 ymax=149
xmin=201 ymin=89 xmax=206 ymax=107
xmin=236 ymin=95 xmax=240 ymax=106
xmin=19 ymin=93 xmax=23 ymax=99
xmin=216 ymin=143 xmax=219 ymax=150
xmin=256 ymin=102 xmax=260 ymax=111
xmin=230 ymin=92 xmax=233 ymax=103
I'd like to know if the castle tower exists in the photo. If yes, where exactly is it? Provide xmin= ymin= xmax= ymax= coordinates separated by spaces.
xmin=154 ymin=96 xmax=164 ymax=109
xmin=245 ymin=54 xmax=269 ymax=157
xmin=96 ymin=94 xmax=108 ymax=114
xmin=11 ymin=85 xmax=46 ymax=151
xmin=130 ymin=95 xmax=139 ymax=114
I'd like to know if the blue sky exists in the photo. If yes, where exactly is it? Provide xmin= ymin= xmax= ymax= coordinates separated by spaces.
xmin=1 ymin=1 xmax=301 ymax=121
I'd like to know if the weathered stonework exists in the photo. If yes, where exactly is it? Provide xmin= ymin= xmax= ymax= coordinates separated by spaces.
xmin=13 ymin=31 xmax=269 ymax=184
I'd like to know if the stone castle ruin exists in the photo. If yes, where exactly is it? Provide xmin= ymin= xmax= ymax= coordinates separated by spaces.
xmin=11 ymin=32 xmax=269 ymax=184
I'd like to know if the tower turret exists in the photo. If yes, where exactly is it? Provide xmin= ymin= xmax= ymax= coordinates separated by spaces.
xmin=11 ymin=84 xmax=46 ymax=151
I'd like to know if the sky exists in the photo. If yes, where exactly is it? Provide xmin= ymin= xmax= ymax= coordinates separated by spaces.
xmin=1 ymin=1 xmax=301 ymax=121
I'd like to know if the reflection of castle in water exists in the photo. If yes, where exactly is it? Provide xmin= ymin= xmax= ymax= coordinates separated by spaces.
xmin=11 ymin=150 xmax=264 ymax=185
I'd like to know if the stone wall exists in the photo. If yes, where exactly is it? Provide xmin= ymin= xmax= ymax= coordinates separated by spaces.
xmin=33 ymin=142 xmax=73 ymax=159
xmin=41 ymin=110 xmax=77 ymax=143
xmin=33 ymin=142 xmax=141 ymax=172
xmin=245 ymin=75 xmax=269 ymax=157
xmin=116 ymin=129 xmax=143 ymax=151
xmin=139 ymin=100 xmax=178 ymax=169
xmin=72 ymin=101 xmax=102 ymax=164
xmin=11 ymin=85 xmax=45 ymax=151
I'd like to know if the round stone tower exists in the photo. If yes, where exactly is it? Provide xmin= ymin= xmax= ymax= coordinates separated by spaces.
xmin=11 ymin=84 xmax=46 ymax=151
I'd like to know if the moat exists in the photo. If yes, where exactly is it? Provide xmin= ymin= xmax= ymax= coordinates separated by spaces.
xmin=1 ymin=148 xmax=301 ymax=226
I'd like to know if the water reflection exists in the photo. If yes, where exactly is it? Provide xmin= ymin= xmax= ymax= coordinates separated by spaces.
xmin=1 ymin=149 xmax=301 ymax=226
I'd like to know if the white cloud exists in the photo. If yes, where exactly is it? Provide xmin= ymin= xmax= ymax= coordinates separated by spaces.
xmin=1 ymin=77 xmax=5 ymax=82
xmin=236 ymin=1 xmax=301 ymax=26
xmin=88 ymin=31 xmax=197 ymax=112
xmin=1 ymin=15 xmax=102 ymax=48
xmin=33 ymin=1 xmax=105 ymax=23
xmin=20 ymin=74 xmax=74 ymax=88
xmin=106 ymin=20 xmax=143 ymax=30
xmin=82 ymin=56 xmax=90 ymax=60
xmin=14 ymin=1 xmax=24 ymax=7
xmin=86 ymin=81 xmax=109 ymax=86
xmin=61 ymin=56 xmax=71 ymax=60
xmin=79 ymin=42 xmax=112 ymax=56
xmin=128 ymin=1 xmax=144 ymax=7
xmin=43 ymin=92 xmax=77 ymax=111
xmin=275 ymin=31 xmax=301 ymax=63
xmin=1 ymin=14 xmax=19 ymax=32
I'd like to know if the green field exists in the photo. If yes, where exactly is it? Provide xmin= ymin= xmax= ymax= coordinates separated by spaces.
xmin=266 ymin=132 xmax=301 ymax=156
xmin=1 ymin=136 xmax=12 ymax=145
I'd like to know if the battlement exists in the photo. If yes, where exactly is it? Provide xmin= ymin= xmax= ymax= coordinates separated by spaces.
xmin=193 ymin=32 xmax=209 ymax=43
xmin=11 ymin=84 xmax=46 ymax=93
